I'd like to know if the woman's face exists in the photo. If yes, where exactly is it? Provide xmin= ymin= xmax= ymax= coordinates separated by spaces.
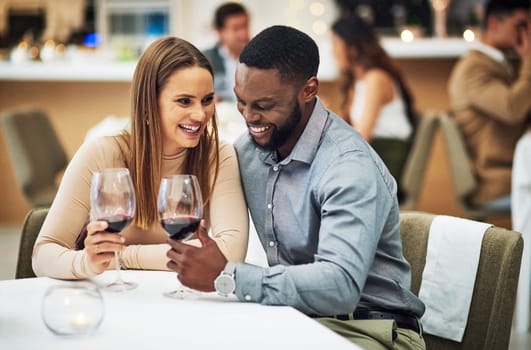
xmin=332 ymin=33 xmax=358 ymax=72
xmin=157 ymin=66 xmax=215 ymax=155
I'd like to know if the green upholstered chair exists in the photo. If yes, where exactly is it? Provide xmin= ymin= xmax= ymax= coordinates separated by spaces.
xmin=1 ymin=108 xmax=68 ymax=207
xmin=438 ymin=113 xmax=510 ymax=220
xmin=16 ymin=207 xmax=49 ymax=279
xmin=400 ymin=211 xmax=523 ymax=350
xmin=399 ymin=112 xmax=440 ymax=210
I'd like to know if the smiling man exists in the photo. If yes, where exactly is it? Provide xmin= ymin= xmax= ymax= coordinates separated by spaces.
xmin=167 ymin=25 xmax=425 ymax=350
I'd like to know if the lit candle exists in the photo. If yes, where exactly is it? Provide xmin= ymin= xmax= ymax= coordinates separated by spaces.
xmin=10 ymin=41 xmax=28 ymax=63
xmin=70 ymin=312 xmax=92 ymax=330
xmin=41 ymin=40 xmax=56 ymax=62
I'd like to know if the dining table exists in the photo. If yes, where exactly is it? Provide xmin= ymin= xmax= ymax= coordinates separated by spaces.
xmin=0 ymin=270 xmax=360 ymax=349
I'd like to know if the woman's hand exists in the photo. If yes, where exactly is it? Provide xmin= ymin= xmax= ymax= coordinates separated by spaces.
xmin=84 ymin=221 xmax=125 ymax=274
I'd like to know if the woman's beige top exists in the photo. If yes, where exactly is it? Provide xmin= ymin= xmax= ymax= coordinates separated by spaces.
xmin=32 ymin=135 xmax=249 ymax=279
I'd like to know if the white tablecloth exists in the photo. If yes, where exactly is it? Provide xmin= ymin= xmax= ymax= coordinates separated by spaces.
xmin=0 ymin=270 xmax=358 ymax=349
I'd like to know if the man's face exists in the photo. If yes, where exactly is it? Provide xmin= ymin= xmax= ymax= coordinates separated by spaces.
xmin=218 ymin=13 xmax=250 ymax=56
xmin=491 ymin=9 xmax=530 ymax=51
xmin=234 ymin=63 xmax=304 ymax=154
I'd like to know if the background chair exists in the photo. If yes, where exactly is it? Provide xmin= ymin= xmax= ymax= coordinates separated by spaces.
xmin=400 ymin=211 xmax=523 ymax=350
xmin=399 ymin=112 xmax=440 ymax=210
xmin=438 ymin=113 xmax=511 ymax=220
xmin=0 ymin=107 xmax=68 ymax=207
xmin=16 ymin=207 xmax=49 ymax=279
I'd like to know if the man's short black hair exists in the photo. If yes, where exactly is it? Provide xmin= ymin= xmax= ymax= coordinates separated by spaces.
xmin=485 ymin=0 xmax=530 ymax=22
xmin=239 ymin=25 xmax=319 ymax=84
xmin=214 ymin=2 xmax=248 ymax=30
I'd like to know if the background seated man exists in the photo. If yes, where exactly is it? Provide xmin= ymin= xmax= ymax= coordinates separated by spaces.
xmin=448 ymin=0 xmax=531 ymax=208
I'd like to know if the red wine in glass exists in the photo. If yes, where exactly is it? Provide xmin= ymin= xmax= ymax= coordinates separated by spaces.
xmin=90 ymin=168 xmax=136 ymax=292
xmin=161 ymin=216 xmax=200 ymax=241
xmin=102 ymin=215 xmax=133 ymax=233
xmin=158 ymin=174 xmax=203 ymax=298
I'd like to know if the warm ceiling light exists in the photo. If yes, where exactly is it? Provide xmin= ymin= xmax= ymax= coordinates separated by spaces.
xmin=312 ymin=20 xmax=327 ymax=35
xmin=309 ymin=2 xmax=325 ymax=16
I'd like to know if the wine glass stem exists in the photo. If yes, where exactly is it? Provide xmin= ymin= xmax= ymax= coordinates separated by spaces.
xmin=114 ymin=251 xmax=124 ymax=284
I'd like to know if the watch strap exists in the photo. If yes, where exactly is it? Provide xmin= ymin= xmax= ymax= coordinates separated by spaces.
xmin=223 ymin=261 xmax=236 ymax=276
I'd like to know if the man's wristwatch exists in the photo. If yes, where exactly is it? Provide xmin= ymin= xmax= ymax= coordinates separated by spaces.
xmin=214 ymin=262 xmax=236 ymax=297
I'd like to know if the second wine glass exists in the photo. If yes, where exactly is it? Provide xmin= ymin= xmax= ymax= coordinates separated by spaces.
xmin=90 ymin=168 xmax=136 ymax=292
xmin=158 ymin=174 xmax=203 ymax=298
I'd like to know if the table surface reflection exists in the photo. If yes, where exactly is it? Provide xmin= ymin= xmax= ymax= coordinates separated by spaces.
xmin=0 ymin=270 xmax=358 ymax=349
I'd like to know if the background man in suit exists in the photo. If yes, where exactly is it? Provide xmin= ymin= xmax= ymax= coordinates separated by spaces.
xmin=203 ymin=2 xmax=250 ymax=102
xmin=448 ymin=0 xmax=531 ymax=208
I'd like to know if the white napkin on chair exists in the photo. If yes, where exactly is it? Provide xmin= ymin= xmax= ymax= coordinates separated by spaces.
xmin=418 ymin=215 xmax=492 ymax=342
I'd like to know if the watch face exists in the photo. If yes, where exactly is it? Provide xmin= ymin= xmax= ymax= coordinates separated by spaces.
xmin=215 ymin=275 xmax=235 ymax=295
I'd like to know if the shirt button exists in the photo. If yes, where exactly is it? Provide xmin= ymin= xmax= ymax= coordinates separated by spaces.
xmin=268 ymin=241 xmax=276 ymax=247
xmin=267 ymin=203 xmax=273 ymax=209
xmin=245 ymin=294 xmax=252 ymax=301
xmin=273 ymin=166 xmax=279 ymax=172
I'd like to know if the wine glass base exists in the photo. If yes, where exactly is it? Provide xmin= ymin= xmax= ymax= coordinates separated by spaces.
xmin=103 ymin=281 xmax=138 ymax=292
xmin=164 ymin=288 xmax=199 ymax=299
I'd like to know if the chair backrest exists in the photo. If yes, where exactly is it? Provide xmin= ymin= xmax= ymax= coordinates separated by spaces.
xmin=16 ymin=207 xmax=49 ymax=279
xmin=438 ymin=113 xmax=476 ymax=201
xmin=438 ymin=113 xmax=510 ymax=219
xmin=400 ymin=211 xmax=523 ymax=350
xmin=0 ymin=108 xmax=68 ymax=206
xmin=399 ymin=112 xmax=440 ymax=210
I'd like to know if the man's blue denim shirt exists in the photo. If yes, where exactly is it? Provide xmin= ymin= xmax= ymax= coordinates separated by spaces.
xmin=234 ymin=98 xmax=425 ymax=317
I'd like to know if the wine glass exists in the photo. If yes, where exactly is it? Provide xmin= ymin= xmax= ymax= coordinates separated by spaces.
xmin=90 ymin=168 xmax=136 ymax=291
xmin=158 ymin=174 xmax=203 ymax=298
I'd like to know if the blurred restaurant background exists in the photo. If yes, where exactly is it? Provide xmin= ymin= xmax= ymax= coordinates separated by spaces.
xmin=0 ymin=0 xmax=491 ymax=225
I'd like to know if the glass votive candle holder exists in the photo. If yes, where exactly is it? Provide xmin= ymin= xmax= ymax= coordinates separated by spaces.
xmin=41 ymin=282 xmax=104 ymax=336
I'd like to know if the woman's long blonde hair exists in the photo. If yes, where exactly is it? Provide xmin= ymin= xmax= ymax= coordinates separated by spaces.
xmin=121 ymin=37 xmax=219 ymax=229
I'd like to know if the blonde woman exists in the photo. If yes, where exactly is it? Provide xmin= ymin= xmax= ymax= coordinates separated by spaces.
xmin=32 ymin=37 xmax=249 ymax=279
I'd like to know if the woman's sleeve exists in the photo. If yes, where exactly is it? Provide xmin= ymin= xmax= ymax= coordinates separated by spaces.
xmin=209 ymin=142 xmax=249 ymax=262
xmin=120 ymin=243 xmax=170 ymax=271
xmin=32 ymin=138 xmax=114 ymax=279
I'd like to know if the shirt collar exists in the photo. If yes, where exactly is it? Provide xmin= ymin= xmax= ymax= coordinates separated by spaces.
xmin=219 ymin=44 xmax=238 ymax=62
xmin=258 ymin=97 xmax=328 ymax=165
xmin=471 ymin=42 xmax=505 ymax=64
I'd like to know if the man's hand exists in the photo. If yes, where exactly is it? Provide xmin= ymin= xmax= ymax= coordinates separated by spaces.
xmin=515 ymin=19 xmax=531 ymax=59
xmin=166 ymin=220 xmax=227 ymax=292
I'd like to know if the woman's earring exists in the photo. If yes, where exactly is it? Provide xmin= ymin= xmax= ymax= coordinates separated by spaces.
xmin=146 ymin=119 xmax=150 ymax=126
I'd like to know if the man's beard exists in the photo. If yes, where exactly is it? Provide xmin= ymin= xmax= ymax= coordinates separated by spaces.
xmin=251 ymin=101 xmax=302 ymax=152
